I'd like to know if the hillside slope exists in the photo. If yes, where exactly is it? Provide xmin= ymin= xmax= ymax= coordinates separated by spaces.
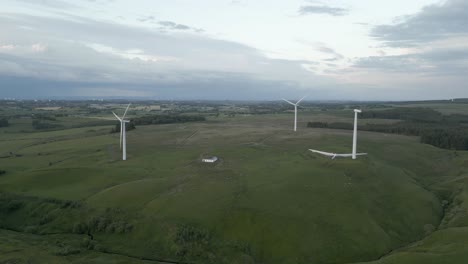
xmin=1 ymin=120 xmax=466 ymax=263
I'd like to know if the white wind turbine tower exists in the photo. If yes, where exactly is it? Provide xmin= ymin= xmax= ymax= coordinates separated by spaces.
xmin=309 ymin=109 xmax=367 ymax=160
xmin=352 ymin=109 xmax=362 ymax=160
xmin=282 ymin=95 xmax=307 ymax=132
xmin=112 ymin=103 xmax=131 ymax=161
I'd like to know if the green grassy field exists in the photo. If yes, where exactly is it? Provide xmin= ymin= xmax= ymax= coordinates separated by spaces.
xmin=1 ymin=104 xmax=468 ymax=263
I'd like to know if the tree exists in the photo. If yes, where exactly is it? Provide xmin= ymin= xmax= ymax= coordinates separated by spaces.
xmin=0 ymin=118 xmax=8 ymax=127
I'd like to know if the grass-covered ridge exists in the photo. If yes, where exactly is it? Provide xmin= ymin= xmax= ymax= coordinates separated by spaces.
xmin=1 ymin=100 xmax=468 ymax=263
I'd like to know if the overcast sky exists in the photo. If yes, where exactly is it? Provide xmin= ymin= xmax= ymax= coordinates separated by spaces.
xmin=1 ymin=0 xmax=467 ymax=100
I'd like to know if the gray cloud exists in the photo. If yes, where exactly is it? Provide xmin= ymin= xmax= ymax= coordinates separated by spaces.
xmin=3 ymin=1 xmax=467 ymax=100
xmin=0 ymin=13 xmax=329 ymax=99
xmin=158 ymin=21 xmax=191 ymax=30
xmin=346 ymin=0 xmax=468 ymax=87
xmin=354 ymin=22 xmax=370 ymax=26
xmin=316 ymin=46 xmax=345 ymax=61
xmin=299 ymin=5 xmax=348 ymax=16
xmin=353 ymin=55 xmax=421 ymax=73
xmin=353 ymin=48 xmax=468 ymax=77
xmin=371 ymin=0 xmax=468 ymax=46
xmin=137 ymin=16 xmax=203 ymax=32
xmin=137 ymin=15 xmax=156 ymax=22
xmin=0 ymin=74 xmax=304 ymax=100
xmin=13 ymin=0 xmax=113 ymax=9
xmin=13 ymin=0 xmax=77 ymax=9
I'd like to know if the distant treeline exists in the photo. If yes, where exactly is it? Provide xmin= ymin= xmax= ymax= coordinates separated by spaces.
xmin=132 ymin=114 xmax=206 ymax=125
xmin=30 ymin=113 xmax=61 ymax=130
xmin=0 ymin=118 xmax=8 ymax=127
xmin=31 ymin=113 xmax=59 ymax=121
xmin=308 ymin=108 xmax=468 ymax=150
xmin=110 ymin=122 xmax=136 ymax=133
xmin=360 ymin=107 xmax=468 ymax=124
xmin=31 ymin=119 xmax=61 ymax=130
xmin=109 ymin=114 xmax=205 ymax=133
xmin=360 ymin=107 xmax=443 ymax=122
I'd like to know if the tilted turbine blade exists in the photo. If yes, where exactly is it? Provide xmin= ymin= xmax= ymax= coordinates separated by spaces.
xmin=122 ymin=103 xmax=131 ymax=119
xmin=309 ymin=149 xmax=336 ymax=157
xmin=310 ymin=149 xmax=368 ymax=159
xmin=282 ymin=99 xmax=296 ymax=106
xmin=335 ymin=154 xmax=353 ymax=157
xmin=296 ymin=95 xmax=308 ymax=105
xmin=112 ymin=112 xmax=122 ymax=121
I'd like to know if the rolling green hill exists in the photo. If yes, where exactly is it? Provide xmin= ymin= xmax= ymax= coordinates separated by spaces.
xmin=1 ymin=108 xmax=468 ymax=263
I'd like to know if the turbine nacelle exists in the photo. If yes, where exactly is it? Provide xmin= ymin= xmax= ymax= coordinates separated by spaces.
xmin=282 ymin=95 xmax=307 ymax=106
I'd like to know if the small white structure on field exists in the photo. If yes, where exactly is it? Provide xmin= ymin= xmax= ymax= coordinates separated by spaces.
xmin=202 ymin=156 xmax=218 ymax=163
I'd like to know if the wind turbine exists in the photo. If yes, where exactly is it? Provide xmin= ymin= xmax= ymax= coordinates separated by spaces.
xmin=282 ymin=95 xmax=307 ymax=132
xmin=112 ymin=104 xmax=131 ymax=161
xmin=309 ymin=109 xmax=367 ymax=160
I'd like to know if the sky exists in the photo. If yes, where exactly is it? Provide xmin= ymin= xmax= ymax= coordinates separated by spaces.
xmin=0 ymin=0 xmax=467 ymax=100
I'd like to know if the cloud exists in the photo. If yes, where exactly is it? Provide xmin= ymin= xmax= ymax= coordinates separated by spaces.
xmin=3 ymin=1 xmax=467 ymax=100
xmin=315 ymin=46 xmax=345 ymax=61
xmin=13 ymin=0 xmax=77 ymax=9
xmin=353 ymin=48 xmax=468 ymax=76
xmin=31 ymin=43 xmax=47 ymax=52
xmin=371 ymin=0 xmax=468 ymax=47
xmin=0 ymin=44 xmax=16 ymax=51
xmin=0 ymin=13 xmax=331 ymax=99
xmin=137 ymin=17 xmax=204 ymax=33
xmin=339 ymin=0 xmax=468 ymax=92
xmin=299 ymin=5 xmax=348 ymax=16
xmin=0 ymin=42 xmax=48 ymax=54
xmin=137 ymin=15 xmax=156 ymax=23
xmin=85 ymin=43 xmax=177 ymax=62
xmin=0 ymin=73 xmax=308 ymax=100
xmin=158 ymin=21 xmax=191 ymax=30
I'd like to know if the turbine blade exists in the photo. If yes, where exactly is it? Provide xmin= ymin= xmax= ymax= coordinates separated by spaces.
xmin=336 ymin=154 xmax=353 ymax=157
xmin=296 ymin=94 xmax=308 ymax=105
xmin=112 ymin=112 xmax=122 ymax=121
xmin=282 ymin=99 xmax=296 ymax=106
xmin=122 ymin=103 xmax=131 ymax=119
xmin=309 ymin=149 xmax=336 ymax=157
